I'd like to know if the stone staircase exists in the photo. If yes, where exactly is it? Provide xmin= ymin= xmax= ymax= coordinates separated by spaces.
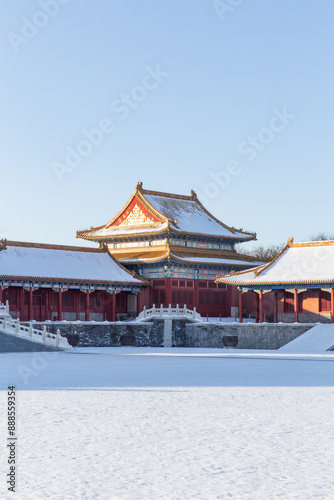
xmin=0 ymin=301 xmax=71 ymax=351
xmin=0 ymin=330 xmax=60 ymax=352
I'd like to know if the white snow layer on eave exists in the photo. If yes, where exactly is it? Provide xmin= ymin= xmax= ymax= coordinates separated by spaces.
xmin=0 ymin=246 xmax=141 ymax=283
xmin=119 ymin=257 xmax=163 ymax=264
xmin=91 ymin=222 xmax=168 ymax=237
xmin=223 ymin=246 xmax=334 ymax=284
xmin=144 ymin=194 xmax=250 ymax=238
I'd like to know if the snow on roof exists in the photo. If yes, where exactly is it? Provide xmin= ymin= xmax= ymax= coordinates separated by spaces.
xmin=76 ymin=184 xmax=256 ymax=241
xmin=0 ymin=242 xmax=143 ymax=284
xmin=84 ymin=222 xmax=169 ymax=238
xmin=144 ymin=192 xmax=252 ymax=239
xmin=217 ymin=240 xmax=334 ymax=286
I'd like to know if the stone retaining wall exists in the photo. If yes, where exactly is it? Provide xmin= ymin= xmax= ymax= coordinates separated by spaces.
xmin=184 ymin=323 xmax=315 ymax=350
xmin=32 ymin=321 xmax=156 ymax=347
xmin=32 ymin=318 xmax=190 ymax=348
xmin=32 ymin=320 xmax=316 ymax=349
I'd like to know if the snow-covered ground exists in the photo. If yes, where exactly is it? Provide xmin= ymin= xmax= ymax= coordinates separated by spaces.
xmin=1 ymin=347 xmax=334 ymax=499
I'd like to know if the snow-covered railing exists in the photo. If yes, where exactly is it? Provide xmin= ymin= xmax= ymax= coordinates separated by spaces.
xmin=0 ymin=301 xmax=10 ymax=318
xmin=0 ymin=316 xmax=72 ymax=349
xmin=137 ymin=304 xmax=202 ymax=321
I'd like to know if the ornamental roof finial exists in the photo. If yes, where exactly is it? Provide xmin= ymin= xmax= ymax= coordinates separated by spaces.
xmin=136 ymin=182 xmax=143 ymax=191
xmin=190 ymin=189 xmax=197 ymax=200
xmin=287 ymin=237 xmax=294 ymax=247
xmin=0 ymin=239 xmax=7 ymax=251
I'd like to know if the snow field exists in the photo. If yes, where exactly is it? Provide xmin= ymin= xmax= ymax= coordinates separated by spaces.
xmin=1 ymin=349 xmax=334 ymax=499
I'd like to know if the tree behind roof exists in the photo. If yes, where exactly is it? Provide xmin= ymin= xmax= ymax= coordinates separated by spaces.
xmin=309 ymin=232 xmax=334 ymax=241
xmin=236 ymin=244 xmax=284 ymax=262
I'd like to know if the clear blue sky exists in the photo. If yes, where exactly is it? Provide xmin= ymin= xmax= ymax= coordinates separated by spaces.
xmin=1 ymin=1 xmax=333 ymax=251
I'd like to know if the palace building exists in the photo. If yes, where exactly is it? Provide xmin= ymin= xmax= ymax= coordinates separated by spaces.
xmin=77 ymin=183 xmax=261 ymax=317
xmin=0 ymin=240 xmax=147 ymax=322
xmin=217 ymin=238 xmax=334 ymax=323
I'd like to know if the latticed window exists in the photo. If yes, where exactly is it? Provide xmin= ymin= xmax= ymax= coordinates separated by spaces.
xmin=171 ymin=291 xmax=193 ymax=307
xmin=320 ymin=291 xmax=331 ymax=312
xmin=63 ymin=292 xmax=74 ymax=308
xmin=199 ymin=290 xmax=226 ymax=307
xmin=10 ymin=289 xmax=17 ymax=306
xmin=284 ymin=292 xmax=303 ymax=312
xmin=153 ymin=290 xmax=165 ymax=306
xmin=116 ymin=293 xmax=127 ymax=309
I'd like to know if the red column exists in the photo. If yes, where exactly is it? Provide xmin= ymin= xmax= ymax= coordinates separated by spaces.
xmin=331 ymin=289 xmax=334 ymax=323
xmin=85 ymin=291 xmax=90 ymax=321
xmin=45 ymin=289 xmax=49 ymax=321
xmin=238 ymin=289 xmax=243 ymax=323
xmin=259 ymin=290 xmax=264 ymax=323
xmin=0 ymin=286 xmax=2 ymax=304
xmin=275 ymin=292 xmax=278 ymax=323
xmin=74 ymin=292 xmax=79 ymax=321
xmin=46 ymin=290 xmax=51 ymax=321
xmin=58 ymin=289 xmax=63 ymax=321
xmin=136 ymin=293 xmax=140 ymax=317
xmin=294 ymin=289 xmax=299 ymax=323
xmin=29 ymin=287 xmax=33 ymax=320
xmin=149 ymin=285 xmax=154 ymax=308
xmin=49 ymin=289 xmax=53 ymax=321
xmin=112 ymin=293 xmax=116 ymax=321
xmin=20 ymin=289 xmax=25 ymax=321
xmin=50 ymin=290 xmax=54 ymax=320
xmin=193 ymin=280 xmax=199 ymax=310
xmin=17 ymin=288 xmax=21 ymax=319
xmin=255 ymin=292 xmax=259 ymax=323
xmin=165 ymin=277 xmax=172 ymax=307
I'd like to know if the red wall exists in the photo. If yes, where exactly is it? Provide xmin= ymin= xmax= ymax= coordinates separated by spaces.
xmin=139 ymin=278 xmax=231 ymax=317
xmin=2 ymin=287 xmax=136 ymax=322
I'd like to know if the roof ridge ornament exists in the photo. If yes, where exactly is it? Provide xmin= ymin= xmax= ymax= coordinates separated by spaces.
xmin=136 ymin=181 xmax=143 ymax=192
xmin=0 ymin=239 xmax=7 ymax=251
xmin=287 ymin=237 xmax=294 ymax=247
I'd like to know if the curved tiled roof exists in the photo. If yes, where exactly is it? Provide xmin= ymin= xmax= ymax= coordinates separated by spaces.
xmin=77 ymin=183 xmax=256 ymax=242
xmin=216 ymin=239 xmax=334 ymax=286
xmin=0 ymin=241 xmax=147 ymax=285
xmin=119 ymin=250 xmax=262 ymax=268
